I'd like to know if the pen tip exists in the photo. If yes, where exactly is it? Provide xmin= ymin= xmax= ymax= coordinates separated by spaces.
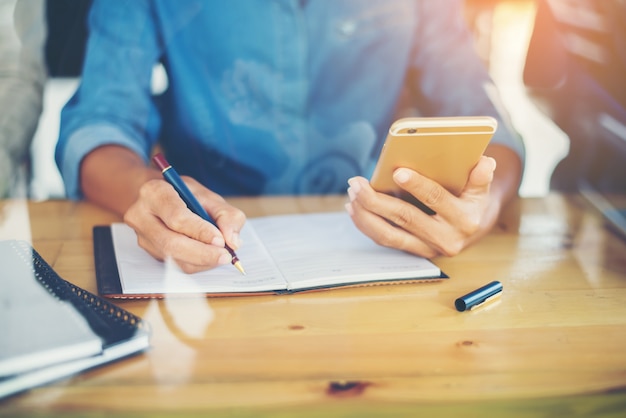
xmin=233 ymin=260 xmax=246 ymax=275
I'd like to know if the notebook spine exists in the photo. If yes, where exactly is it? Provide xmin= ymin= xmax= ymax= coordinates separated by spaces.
xmin=11 ymin=241 xmax=148 ymax=337
xmin=63 ymin=280 xmax=147 ymax=331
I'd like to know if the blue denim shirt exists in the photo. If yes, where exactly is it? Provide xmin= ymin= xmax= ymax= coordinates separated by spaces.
xmin=56 ymin=0 xmax=524 ymax=199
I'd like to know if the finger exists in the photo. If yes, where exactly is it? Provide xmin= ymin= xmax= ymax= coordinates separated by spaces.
xmin=463 ymin=156 xmax=496 ymax=196
xmin=350 ymin=175 xmax=473 ymax=255
xmin=127 ymin=204 xmax=232 ymax=270
xmin=124 ymin=179 xmax=237 ymax=272
xmin=185 ymin=177 xmax=247 ymax=250
xmin=392 ymin=167 xmax=454 ymax=215
xmin=349 ymin=175 xmax=441 ymax=235
xmin=135 ymin=220 xmax=232 ymax=274
xmin=347 ymin=177 xmax=441 ymax=257
xmin=148 ymin=179 xmax=228 ymax=247
xmin=346 ymin=199 xmax=440 ymax=258
xmin=392 ymin=167 xmax=483 ymax=229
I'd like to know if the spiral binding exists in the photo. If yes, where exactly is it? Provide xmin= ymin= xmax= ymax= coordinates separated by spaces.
xmin=10 ymin=240 xmax=149 ymax=335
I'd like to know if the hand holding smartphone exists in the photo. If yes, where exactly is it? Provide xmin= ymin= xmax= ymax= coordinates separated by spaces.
xmin=370 ymin=116 xmax=497 ymax=214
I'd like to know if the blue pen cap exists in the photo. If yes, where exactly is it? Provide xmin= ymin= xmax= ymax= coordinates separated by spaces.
xmin=455 ymin=281 xmax=503 ymax=312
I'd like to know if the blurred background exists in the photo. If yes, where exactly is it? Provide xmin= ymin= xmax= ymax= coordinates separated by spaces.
xmin=28 ymin=0 xmax=626 ymax=200
xmin=464 ymin=0 xmax=570 ymax=197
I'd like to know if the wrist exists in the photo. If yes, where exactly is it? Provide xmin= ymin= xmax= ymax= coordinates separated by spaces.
xmin=81 ymin=145 xmax=160 ymax=215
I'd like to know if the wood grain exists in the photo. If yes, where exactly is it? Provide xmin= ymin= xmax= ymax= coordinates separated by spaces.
xmin=1 ymin=194 xmax=625 ymax=417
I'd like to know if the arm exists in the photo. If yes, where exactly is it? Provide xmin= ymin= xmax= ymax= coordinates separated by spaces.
xmin=81 ymin=145 xmax=246 ymax=274
xmin=60 ymin=0 xmax=245 ymax=273
xmin=80 ymin=145 xmax=160 ymax=216
xmin=345 ymin=1 xmax=524 ymax=257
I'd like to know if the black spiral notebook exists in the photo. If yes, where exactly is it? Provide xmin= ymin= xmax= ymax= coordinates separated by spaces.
xmin=0 ymin=240 xmax=151 ymax=399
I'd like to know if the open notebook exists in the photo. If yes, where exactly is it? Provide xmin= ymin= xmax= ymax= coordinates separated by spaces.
xmin=94 ymin=211 xmax=446 ymax=298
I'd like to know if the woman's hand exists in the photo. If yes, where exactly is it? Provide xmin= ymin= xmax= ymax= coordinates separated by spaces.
xmin=80 ymin=145 xmax=246 ymax=274
xmin=346 ymin=155 xmax=503 ymax=258
xmin=123 ymin=176 xmax=246 ymax=274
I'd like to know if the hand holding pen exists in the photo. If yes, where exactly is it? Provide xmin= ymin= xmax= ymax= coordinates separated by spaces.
xmin=121 ymin=151 xmax=246 ymax=275
xmin=151 ymin=153 xmax=246 ymax=275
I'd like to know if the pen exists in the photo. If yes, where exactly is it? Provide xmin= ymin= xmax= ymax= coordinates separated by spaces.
xmin=454 ymin=280 xmax=502 ymax=312
xmin=152 ymin=153 xmax=246 ymax=275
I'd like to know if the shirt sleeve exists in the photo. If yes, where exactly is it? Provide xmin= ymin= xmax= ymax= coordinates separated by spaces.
xmin=55 ymin=0 xmax=162 ymax=199
xmin=409 ymin=0 xmax=526 ymax=161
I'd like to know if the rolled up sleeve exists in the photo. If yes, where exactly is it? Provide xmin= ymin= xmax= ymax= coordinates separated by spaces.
xmin=55 ymin=0 xmax=162 ymax=199
xmin=58 ymin=124 xmax=151 ymax=199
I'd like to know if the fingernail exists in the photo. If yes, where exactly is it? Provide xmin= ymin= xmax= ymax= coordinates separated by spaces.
xmin=230 ymin=232 xmax=241 ymax=249
xmin=217 ymin=252 xmax=232 ymax=265
xmin=394 ymin=168 xmax=410 ymax=184
xmin=211 ymin=236 xmax=225 ymax=247
xmin=344 ymin=202 xmax=354 ymax=216
xmin=347 ymin=177 xmax=362 ymax=193
xmin=347 ymin=186 xmax=357 ymax=202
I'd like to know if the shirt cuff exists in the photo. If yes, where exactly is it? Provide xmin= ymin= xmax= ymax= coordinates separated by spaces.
xmin=60 ymin=124 xmax=149 ymax=199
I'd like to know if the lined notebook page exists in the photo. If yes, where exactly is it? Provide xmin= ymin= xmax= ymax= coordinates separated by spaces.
xmin=111 ymin=223 xmax=288 ymax=294
xmin=111 ymin=212 xmax=440 ymax=295
xmin=250 ymin=212 xmax=441 ymax=290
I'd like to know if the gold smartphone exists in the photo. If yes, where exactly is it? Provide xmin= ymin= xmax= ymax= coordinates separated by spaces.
xmin=370 ymin=116 xmax=497 ymax=214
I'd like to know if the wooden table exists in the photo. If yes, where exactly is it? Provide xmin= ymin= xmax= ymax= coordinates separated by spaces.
xmin=1 ymin=194 xmax=625 ymax=417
